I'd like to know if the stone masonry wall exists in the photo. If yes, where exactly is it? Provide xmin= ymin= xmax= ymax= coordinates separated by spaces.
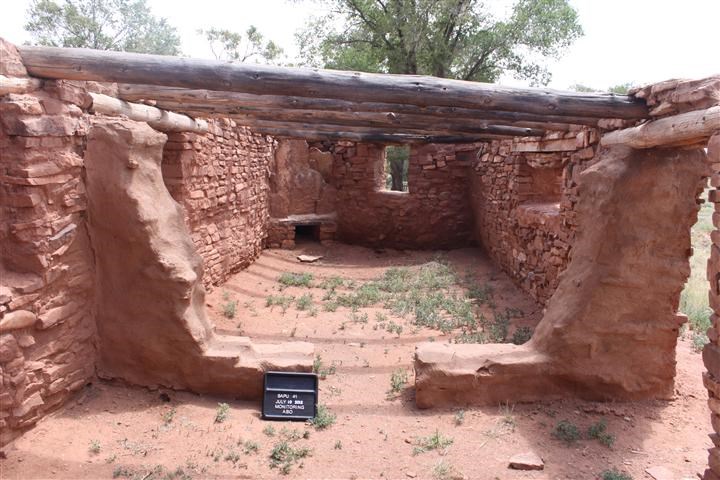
xmin=704 ymin=133 xmax=720 ymax=480
xmin=470 ymin=129 xmax=600 ymax=303
xmin=329 ymin=142 xmax=475 ymax=249
xmin=161 ymin=120 xmax=275 ymax=290
xmin=0 ymin=40 xmax=97 ymax=445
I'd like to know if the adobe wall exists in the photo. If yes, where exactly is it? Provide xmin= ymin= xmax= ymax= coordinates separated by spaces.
xmin=469 ymin=130 xmax=600 ymax=303
xmin=0 ymin=41 xmax=97 ymax=444
xmin=162 ymin=120 xmax=275 ymax=289
xmin=329 ymin=141 xmax=475 ymax=249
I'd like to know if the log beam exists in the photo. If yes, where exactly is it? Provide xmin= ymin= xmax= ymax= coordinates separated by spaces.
xmin=117 ymin=84 xmax=599 ymax=129
xmin=0 ymin=74 xmax=42 ymax=95
xmin=224 ymin=118 xmax=542 ymax=138
xmin=88 ymin=92 xmax=208 ymax=133
xmin=140 ymin=101 xmax=566 ymax=132
xmin=18 ymin=46 xmax=649 ymax=120
xmin=252 ymin=127 xmax=496 ymax=144
xmin=600 ymin=106 xmax=720 ymax=149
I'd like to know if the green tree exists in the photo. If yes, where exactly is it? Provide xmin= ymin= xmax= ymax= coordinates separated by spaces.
xmin=297 ymin=0 xmax=583 ymax=85
xmin=297 ymin=0 xmax=583 ymax=189
xmin=25 ymin=0 xmax=181 ymax=55
xmin=200 ymin=27 xmax=283 ymax=64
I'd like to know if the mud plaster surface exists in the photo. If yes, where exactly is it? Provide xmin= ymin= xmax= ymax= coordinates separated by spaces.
xmin=0 ymin=244 xmax=710 ymax=479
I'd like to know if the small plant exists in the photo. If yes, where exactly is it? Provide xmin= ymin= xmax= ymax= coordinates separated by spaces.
xmin=454 ymin=329 xmax=487 ymax=344
xmin=587 ymin=419 xmax=615 ymax=447
xmin=453 ymin=410 xmax=465 ymax=426
xmin=224 ymin=449 xmax=242 ymax=465
xmin=693 ymin=332 xmax=709 ymax=352
xmin=89 ymin=440 xmax=101 ymax=454
xmin=385 ymin=320 xmax=403 ymax=336
xmin=223 ymin=300 xmax=238 ymax=319
xmin=308 ymin=404 xmax=336 ymax=430
xmin=387 ymin=368 xmax=408 ymax=398
xmin=375 ymin=311 xmax=388 ymax=322
xmin=278 ymin=272 xmax=313 ymax=288
xmin=323 ymin=299 xmax=339 ymax=312
xmin=553 ymin=420 xmax=581 ymax=444
xmin=312 ymin=355 xmax=337 ymax=379
xmin=511 ymin=326 xmax=533 ymax=345
xmin=242 ymin=439 xmax=259 ymax=454
xmin=499 ymin=402 xmax=516 ymax=430
xmin=334 ymin=440 xmax=342 ymax=450
xmin=601 ymin=469 xmax=632 ymax=480
xmin=215 ymin=402 xmax=230 ymax=423
xmin=269 ymin=440 xmax=311 ymax=474
xmin=263 ymin=424 xmax=276 ymax=437
xmin=319 ymin=276 xmax=344 ymax=290
xmin=432 ymin=460 xmax=460 ymax=480
xmin=112 ymin=466 xmax=134 ymax=478
xmin=348 ymin=311 xmax=369 ymax=324
xmin=413 ymin=430 xmax=453 ymax=455
xmin=467 ymin=281 xmax=493 ymax=301
xmin=296 ymin=293 xmax=314 ymax=311
xmin=163 ymin=407 xmax=176 ymax=425
xmin=105 ymin=454 xmax=117 ymax=464
xmin=266 ymin=294 xmax=294 ymax=313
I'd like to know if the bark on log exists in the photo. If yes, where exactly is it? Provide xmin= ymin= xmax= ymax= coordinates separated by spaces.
xmin=0 ymin=74 xmax=42 ymax=95
xmin=600 ymin=106 xmax=720 ymax=148
xmin=225 ymin=117 xmax=542 ymax=138
xmin=118 ymin=84 xmax=597 ymax=129
xmin=18 ymin=46 xmax=648 ymax=119
xmin=88 ymin=92 xmax=208 ymax=133
xmin=141 ymin=101 xmax=565 ymax=132
xmin=253 ymin=127 xmax=496 ymax=144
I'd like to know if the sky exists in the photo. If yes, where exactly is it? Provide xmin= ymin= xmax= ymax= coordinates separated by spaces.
xmin=1 ymin=0 xmax=718 ymax=91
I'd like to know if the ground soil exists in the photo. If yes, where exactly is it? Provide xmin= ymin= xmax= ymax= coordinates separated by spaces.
xmin=0 ymin=243 xmax=710 ymax=480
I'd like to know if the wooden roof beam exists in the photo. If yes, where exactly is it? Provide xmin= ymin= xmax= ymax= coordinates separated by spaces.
xmin=117 ymin=84 xmax=604 ymax=128
xmin=18 ymin=46 xmax=649 ymax=120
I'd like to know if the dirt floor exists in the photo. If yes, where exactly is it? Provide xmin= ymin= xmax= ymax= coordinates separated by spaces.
xmin=0 ymin=243 xmax=711 ymax=480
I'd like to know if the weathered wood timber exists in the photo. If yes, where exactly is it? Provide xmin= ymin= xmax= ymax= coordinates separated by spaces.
xmin=0 ymin=74 xmax=42 ymax=95
xmin=217 ymin=118 xmax=543 ymax=138
xmin=19 ymin=46 xmax=648 ymax=119
xmin=89 ymin=92 xmax=208 ymax=133
xmin=600 ymin=106 xmax=720 ymax=148
xmin=117 ymin=84 xmax=599 ymax=128
xmin=134 ymin=101 xmax=568 ymax=132
xmin=252 ymin=127 xmax=497 ymax=144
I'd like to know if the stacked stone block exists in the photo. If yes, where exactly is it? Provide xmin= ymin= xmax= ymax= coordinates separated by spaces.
xmin=329 ymin=141 xmax=475 ymax=249
xmin=162 ymin=120 xmax=275 ymax=289
xmin=470 ymin=129 xmax=599 ymax=303
xmin=0 ymin=41 xmax=97 ymax=444
xmin=704 ymin=133 xmax=720 ymax=480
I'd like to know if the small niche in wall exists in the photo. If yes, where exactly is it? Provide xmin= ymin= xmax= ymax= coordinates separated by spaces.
xmin=517 ymin=158 xmax=563 ymax=204
xmin=382 ymin=145 xmax=410 ymax=192
xmin=294 ymin=224 xmax=320 ymax=243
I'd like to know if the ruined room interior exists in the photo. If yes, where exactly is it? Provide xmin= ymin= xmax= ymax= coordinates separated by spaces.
xmin=1 ymin=37 xmax=720 ymax=478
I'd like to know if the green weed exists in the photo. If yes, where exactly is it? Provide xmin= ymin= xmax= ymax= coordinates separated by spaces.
xmin=553 ymin=420 xmax=581 ymax=444
xmin=308 ymin=404 xmax=336 ymax=430
xmin=412 ymin=430 xmax=453 ymax=455
xmin=601 ymin=469 xmax=632 ymax=480
xmin=296 ymin=293 xmax=313 ymax=311
xmin=222 ymin=300 xmax=237 ymax=319
xmin=214 ymin=402 xmax=230 ymax=423
xmin=278 ymin=272 xmax=313 ymax=288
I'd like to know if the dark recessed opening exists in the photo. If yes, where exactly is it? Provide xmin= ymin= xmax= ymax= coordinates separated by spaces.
xmin=294 ymin=224 xmax=320 ymax=243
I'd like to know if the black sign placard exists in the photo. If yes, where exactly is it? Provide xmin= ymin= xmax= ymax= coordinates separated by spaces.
xmin=262 ymin=372 xmax=318 ymax=421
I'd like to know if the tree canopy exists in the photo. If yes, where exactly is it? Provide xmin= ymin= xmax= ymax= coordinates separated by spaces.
xmin=297 ymin=0 xmax=583 ymax=85
xmin=200 ymin=27 xmax=283 ymax=64
xmin=25 ymin=0 xmax=181 ymax=55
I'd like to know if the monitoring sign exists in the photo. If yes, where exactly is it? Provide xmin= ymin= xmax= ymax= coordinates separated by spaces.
xmin=262 ymin=372 xmax=318 ymax=421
